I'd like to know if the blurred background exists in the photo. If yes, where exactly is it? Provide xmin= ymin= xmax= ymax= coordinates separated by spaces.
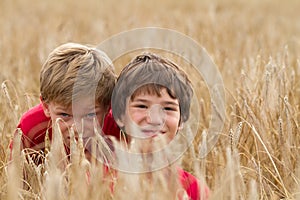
xmin=0 ymin=0 xmax=299 ymax=199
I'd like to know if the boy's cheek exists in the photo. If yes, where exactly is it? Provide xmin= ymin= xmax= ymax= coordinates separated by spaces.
xmin=80 ymin=119 xmax=100 ymax=130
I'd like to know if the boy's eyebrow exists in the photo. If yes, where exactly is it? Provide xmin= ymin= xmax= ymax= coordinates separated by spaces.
xmin=131 ymin=98 xmax=148 ymax=102
xmin=54 ymin=105 xmax=70 ymax=110
xmin=75 ymin=105 xmax=104 ymax=113
xmin=132 ymin=98 xmax=179 ymax=106
xmin=55 ymin=104 xmax=102 ymax=111
xmin=162 ymin=101 xmax=179 ymax=106
xmin=86 ymin=105 xmax=103 ymax=111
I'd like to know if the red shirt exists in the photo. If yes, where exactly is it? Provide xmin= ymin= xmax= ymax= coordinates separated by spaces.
xmin=13 ymin=103 xmax=120 ymax=150
xmin=178 ymin=168 xmax=210 ymax=200
xmin=12 ymin=103 xmax=209 ymax=199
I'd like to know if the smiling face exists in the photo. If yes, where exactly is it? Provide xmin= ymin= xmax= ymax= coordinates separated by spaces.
xmin=118 ymin=87 xmax=181 ymax=152
xmin=42 ymin=97 xmax=107 ymax=148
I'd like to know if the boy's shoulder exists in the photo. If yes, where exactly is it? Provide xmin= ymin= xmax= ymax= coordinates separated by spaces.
xmin=17 ymin=103 xmax=51 ymax=148
xmin=103 ymin=109 xmax=120 ymax=139
xmin=177 ymin=167 xmax=210 ymax=200
xmin=18 ymin=103 xmax=50 ymax=133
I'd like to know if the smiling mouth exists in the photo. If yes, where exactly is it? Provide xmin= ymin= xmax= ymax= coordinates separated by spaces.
xmin=141 ymin=129 xmax=166 ymax=137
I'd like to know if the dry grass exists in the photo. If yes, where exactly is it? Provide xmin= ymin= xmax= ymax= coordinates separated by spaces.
xmin=1 ymin=0 xmax=300 ymax=199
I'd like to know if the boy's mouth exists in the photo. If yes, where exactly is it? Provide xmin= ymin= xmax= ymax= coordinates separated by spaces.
xmin=141 ymin=129 xmax=166 ymax=138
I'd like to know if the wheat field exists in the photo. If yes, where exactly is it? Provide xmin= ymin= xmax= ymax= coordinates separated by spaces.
xmin=0 ymin=0 xmax=300 ymax=199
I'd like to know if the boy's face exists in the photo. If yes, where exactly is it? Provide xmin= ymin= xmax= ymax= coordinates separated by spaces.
xmin=42 ymin=97 xmax=107 ymax=148
xmin=121 ymin=87 xmax=181 ymax=152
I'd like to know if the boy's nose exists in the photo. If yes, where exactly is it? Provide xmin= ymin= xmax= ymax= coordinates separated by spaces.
xmin=64 ymin=118 xmax=75 ymax=128
xmin=73 ymin=118 xmax=84 ymax=133
xmin=65 ymin=117 xmax=81 ymax=135
xmin=147 ymin=104 xmax=166 ymax=126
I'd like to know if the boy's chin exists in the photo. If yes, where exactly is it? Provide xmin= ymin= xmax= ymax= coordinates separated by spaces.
xmin=133 ymin=137 xmax=168 ymax=153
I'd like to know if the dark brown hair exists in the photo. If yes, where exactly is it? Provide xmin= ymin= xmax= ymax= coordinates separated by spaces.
xmin=112 ymin=52 xmax=193 ymax=123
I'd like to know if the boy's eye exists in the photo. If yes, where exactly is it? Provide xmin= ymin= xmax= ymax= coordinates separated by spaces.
xmin=60 ymin=113 xmax=71 ymax=117
xmin=135 ymin=104 xmax=148 ymax=109
xmin=163 ymin=106 xmax=178 ymax=111
xmin=86 ymin=112 xmax=96 ymax=118
xmin=163 ymin=107 xmax=173 ymax=111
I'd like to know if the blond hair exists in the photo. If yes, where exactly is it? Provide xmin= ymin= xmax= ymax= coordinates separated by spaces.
xmin=112 ymin=52 xmax=193 ymax=124
xmin=40 ymin=43 xmax=116 ymax=109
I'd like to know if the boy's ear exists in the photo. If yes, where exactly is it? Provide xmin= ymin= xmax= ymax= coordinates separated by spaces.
xmin=40 ymin=96 xmax=50 ymax=117
xmin=178 ymin=122 xmax=184 ymax=130
xmin=115 ymin=116 xmax=125 ymax=129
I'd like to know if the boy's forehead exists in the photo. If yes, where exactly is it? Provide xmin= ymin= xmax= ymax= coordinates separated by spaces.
xmin=131 ymin=85 xmax=174 ymax=99
xmin=54 ymin=97 xmax=102 ymax=109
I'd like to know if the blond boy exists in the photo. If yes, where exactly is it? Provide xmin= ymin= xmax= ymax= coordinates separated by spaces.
xmin=12 ymin=43 xmax=120 ymax=162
